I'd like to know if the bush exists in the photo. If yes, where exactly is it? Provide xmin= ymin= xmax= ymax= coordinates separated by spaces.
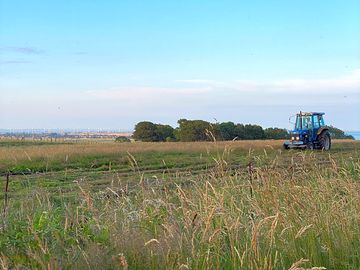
xmin=328 ymin=126 xmax=355 ymax=139
xmin=115 ymin=136 xmax=131 ymax=143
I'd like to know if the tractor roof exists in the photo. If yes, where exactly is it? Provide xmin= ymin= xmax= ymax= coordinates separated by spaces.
xmin=297 ymin=112 xmax=325 ymax=116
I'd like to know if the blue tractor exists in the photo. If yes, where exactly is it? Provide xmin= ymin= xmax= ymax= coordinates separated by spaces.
xmin=283 ymin=112 xmax=331 ymax=150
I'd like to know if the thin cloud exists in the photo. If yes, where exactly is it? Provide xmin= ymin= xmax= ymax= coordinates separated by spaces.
xmin=82 ymin=69 xmax=360 ymax=107
xmin=0 ymin=46 xmax=44 ymax=54
xmin=0 ymin=60 xmax=32 ymax=65
xmin=175 ymin=79 xmax=222 ymax=84
xmin=87 ymin=86 xmax=210 ymax=100
xmin=178 ymin=69 xmax=360 ymax=94
xmin=1 ymin=69 xmax=358 ymax=130
xmin=271 ymin=69 xmax=360 ymax=92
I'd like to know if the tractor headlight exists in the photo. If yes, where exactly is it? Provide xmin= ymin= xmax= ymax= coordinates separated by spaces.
xmin=296 ymin=136 xmax=300 ymax=140
xmin=291 ymin=136 xmax=295 ymax=140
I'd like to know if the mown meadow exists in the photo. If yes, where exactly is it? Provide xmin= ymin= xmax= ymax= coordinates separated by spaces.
xmin=0 ymin=139 xmax=359 ymax=269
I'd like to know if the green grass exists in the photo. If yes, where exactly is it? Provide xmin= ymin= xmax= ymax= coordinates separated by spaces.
xmin=1 ymin=151 xmax=213 ymax=175
xmin=0 ymin=141 xmax=360 ymax=269
xmin=2 ymin=142 xmax=359 ymax=174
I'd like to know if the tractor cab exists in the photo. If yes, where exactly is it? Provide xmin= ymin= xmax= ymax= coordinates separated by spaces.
xmin=284 ymin=112 xmax=331 ymax=150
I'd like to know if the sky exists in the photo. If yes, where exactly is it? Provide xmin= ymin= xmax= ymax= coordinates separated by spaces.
xmin=0 ymin=0 xmax=359 ymax=131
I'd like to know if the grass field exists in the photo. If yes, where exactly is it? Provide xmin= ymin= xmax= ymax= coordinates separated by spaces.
xmin=0 ymin=139 xmax=359 ymax=269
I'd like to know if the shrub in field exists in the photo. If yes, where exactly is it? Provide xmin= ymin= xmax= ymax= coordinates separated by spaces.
xmin=115 ymin=136 xmax=131 ymax=142
xmin=165 ymin=136 xmax=176 ymax=142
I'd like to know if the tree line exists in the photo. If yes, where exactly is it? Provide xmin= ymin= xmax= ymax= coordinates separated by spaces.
xmin=130 ymin=119 xmax=355 ymax=142
xmin=132 ymin=119 xmax=289 ymax=142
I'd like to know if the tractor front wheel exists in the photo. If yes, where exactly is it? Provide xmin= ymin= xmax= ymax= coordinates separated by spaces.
xmin=306 ymin=143 xmax=314 ymax=150
xmin=318 ymin=131 xmax=331 ymax=150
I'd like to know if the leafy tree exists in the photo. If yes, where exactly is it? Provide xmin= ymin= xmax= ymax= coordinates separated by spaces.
xmin=264 ymin=128 xmax=289 ymax=139
xmin=218 ymin=122 xmax=237 ymax=140
xmin=243 ymin=124 xmax=265 ymax=140
xmin=173 ymin=128 xmax=181 ymax=142
xmin=155 ymin=124 xmax=175 ymax=141
xmin=328 ymin=126 xmax=354 ymax=139
xmin=133 ymin=121 xmax=158 ymax=141
xmin=210 ymin=123 xmax=222 ymax=141
xmin=133 ymin=122 xmax=176 ymax=142
xmin=234 ymin=124 xmax=245 ymax=140
xmin=177 ymin=119 xmax=215 ymax=141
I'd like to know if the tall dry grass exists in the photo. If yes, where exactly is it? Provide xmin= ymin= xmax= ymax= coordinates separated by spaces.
xmin=1 ymin=149 xmax=359 ymax=269
xmin=0 ymin=140 xmax=280 ymax=162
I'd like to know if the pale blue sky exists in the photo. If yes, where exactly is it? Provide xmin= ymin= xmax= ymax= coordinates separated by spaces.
xmin=0 ymin=0 xmax=359 ymax=130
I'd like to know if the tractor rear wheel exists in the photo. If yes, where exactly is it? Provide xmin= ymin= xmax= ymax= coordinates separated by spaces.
xmin=318 ymin=131 xmax=331 ymax=150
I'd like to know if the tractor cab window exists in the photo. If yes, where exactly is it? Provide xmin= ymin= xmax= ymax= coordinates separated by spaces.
xmin=302 ymin=116 xmax=312 ymax=129
xmin=319 ymin=115 xmax=325 ymax=126
xmin=313 ymin=115 xmax=320 ymax=128
xmin=295 ymin=116 xmax=301 ymax=130
xmin=295 ymin=115 xmax=312 ymax=129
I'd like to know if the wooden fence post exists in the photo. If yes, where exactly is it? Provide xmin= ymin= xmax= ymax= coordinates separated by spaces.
xmin=3 ymin=172 xmax=10 ymax=216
